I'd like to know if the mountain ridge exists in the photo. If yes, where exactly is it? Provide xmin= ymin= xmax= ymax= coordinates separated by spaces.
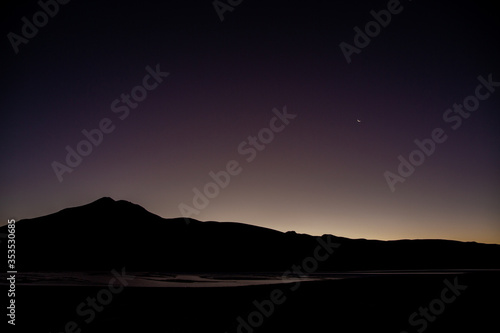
xmin=2 ymin=197 xmax=499 ymax=272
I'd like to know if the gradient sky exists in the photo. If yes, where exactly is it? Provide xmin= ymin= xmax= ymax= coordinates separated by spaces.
xmin=1 ymin=0 xmax=499 ymax=243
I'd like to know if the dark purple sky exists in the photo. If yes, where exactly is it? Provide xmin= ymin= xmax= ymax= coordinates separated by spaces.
xmin=1 ymin=0 xmax=499 ymax=243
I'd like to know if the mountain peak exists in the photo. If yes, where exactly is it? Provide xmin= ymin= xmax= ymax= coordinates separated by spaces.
xmin=92 ymin=197 xmax=116 ymax=204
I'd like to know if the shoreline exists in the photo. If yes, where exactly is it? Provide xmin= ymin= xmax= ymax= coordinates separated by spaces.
xmin=10 ymin=270 xmax=499 ymax=332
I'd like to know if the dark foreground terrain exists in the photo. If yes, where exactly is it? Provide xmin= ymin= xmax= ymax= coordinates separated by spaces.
xmin=3 ymin=199 xmax=498 ymax=331
xmin=12 ymin=271 xmax=499 ymax=332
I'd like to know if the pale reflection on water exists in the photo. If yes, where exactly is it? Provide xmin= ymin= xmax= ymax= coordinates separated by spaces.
xmin=0 ymin=269 xmax=489 ymax=287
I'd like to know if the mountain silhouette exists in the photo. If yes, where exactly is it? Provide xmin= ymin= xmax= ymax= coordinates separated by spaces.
xmin=2 ymin=197 xmax=499 ymax=272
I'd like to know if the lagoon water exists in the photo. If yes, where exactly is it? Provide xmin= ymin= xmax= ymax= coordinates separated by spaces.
xmin=1 ymin=269 xmax=488 ymax=287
